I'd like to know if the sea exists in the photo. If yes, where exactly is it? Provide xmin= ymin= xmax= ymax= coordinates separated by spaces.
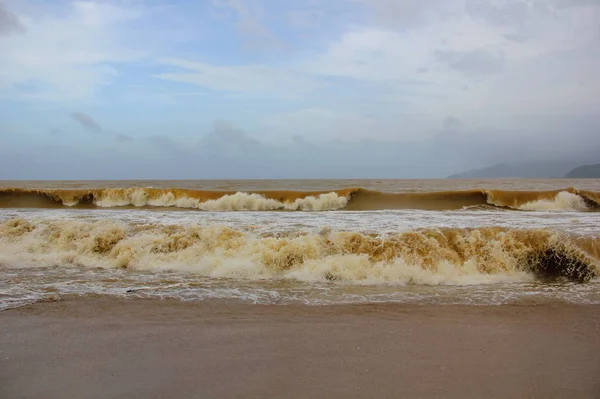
xmin=1 ymin=179 xmax=599 ymax=310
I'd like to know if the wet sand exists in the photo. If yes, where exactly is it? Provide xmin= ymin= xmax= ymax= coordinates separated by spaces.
xmin=1 ymin=298 xmax=599 ymax=399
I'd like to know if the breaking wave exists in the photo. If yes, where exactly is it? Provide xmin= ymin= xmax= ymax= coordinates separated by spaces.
xmin=1 ymin=218 xmax=597 ymax=284
xmin=0 ymin=187 xmax=598 ymax=212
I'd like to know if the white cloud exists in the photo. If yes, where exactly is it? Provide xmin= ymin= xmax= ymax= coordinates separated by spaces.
xmin=306 ymin=0 xmax=600 ymax=116
xmin=157 ymin=58 xmax=320 ymax=98
xmin=1 ymin=0 xmax=598 ymax=161
xmin=0 ymin=1 xmax=146 ymax=101
xmin=152 ymin=0 xmax=599 ymax=134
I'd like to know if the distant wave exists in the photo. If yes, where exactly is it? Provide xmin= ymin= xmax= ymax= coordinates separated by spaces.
xmin=1 ymin=218 xmax=598 ymax=284
xmin=0 ymin=187 xmax=598 ymax=212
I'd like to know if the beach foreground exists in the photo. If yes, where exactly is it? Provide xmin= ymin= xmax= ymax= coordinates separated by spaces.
xmin=1 ymin=298 xmax=599 ymax=399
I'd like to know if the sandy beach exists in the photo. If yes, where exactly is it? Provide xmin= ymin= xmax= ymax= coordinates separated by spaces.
xmin=1 ymin=298 xmax=599 ymax=399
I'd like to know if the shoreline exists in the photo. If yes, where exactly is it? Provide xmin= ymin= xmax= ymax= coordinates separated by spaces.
xmin=1 ymin=298 xmax=600 ymax=398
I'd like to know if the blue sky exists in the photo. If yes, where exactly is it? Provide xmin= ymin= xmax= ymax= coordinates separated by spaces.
xmin=1 ymin=0 xmax=599 ymax=179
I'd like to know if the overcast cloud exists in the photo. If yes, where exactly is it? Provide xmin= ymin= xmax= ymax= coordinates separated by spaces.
xmin=0 ymin=0 xmax=598 ymax=179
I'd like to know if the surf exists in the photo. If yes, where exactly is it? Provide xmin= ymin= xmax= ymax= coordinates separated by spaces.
xmin=1 ymin=217 xmax=597 ymax=283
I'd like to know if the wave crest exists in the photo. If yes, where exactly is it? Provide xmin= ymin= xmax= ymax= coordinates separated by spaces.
xmin=0 ymin=187 xmax=598 ymax=212
xmin=94 ymin=189 xmax=350 ymax=211
xmin=517 ymin=191 xmax=590 ymax=211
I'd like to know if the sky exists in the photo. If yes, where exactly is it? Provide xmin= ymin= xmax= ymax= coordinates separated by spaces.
xmin=0 ymin=0 xmax=599 ymax=179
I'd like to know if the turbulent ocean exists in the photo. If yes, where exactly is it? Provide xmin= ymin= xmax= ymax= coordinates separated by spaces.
xmin=1 ymin=179 xmax=599 ymax=310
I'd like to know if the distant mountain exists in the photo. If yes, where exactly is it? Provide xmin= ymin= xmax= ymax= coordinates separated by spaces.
xmin=564 ymin=164 xmax=600 ymax=178
xmin=448 ymin=161 xmax=579 ymax=179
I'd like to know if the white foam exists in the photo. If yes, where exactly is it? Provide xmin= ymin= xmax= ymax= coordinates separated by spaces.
xmin=94 ymin=189 xmax=349 ymax=211
xmin=518 ymin=191 xmax=589 ymax=212
xmin=3 ymin=217 xmax=588 ymax=287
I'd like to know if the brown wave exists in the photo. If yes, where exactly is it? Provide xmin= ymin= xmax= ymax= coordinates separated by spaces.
xmin=346 ymin=189 xmax=489 ymax=210
xmin=347 ymin=188 xmax=600 ymax=211
xmin=0 ymin=187 xmax=598 ymax=211
xmin=0 ymin=188 xmax=358 ymax=210
xmin=1 ymin=218 xmax=598 ymax=282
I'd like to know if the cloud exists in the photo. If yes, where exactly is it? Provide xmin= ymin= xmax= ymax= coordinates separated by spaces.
xmin=435 ymin=49 xmax=505 ymax=76
xmin=147 ymin=134 xmax=192 ymax=157
xmin=465 ymin=0 xmax=531 ymax=28
xmin=115 ymin=133 xmax=133 ymax=143
xmin=262 ymin=108 xmax=410 ymax=141
xmin=0 ymin=2 xmax=26 ymax=36
xmin=148 ymin=134 xmax=178 ymax=148
xmin=71 ymin=112 xmax=102 ymax=133
xmin=553 ymin=0 xmax=600 ymax=8
xmin=3 ymin=116 xmax=600 ymax=179
xmin=308 ymin=28 xmax=422 ymax=82
xmin=430 ymin=116 xmax=600 ymax=172
xmin=443 ymin=116 xmax=463 ymax=129
xmin=201 ymin=120 xmax=267 ymax=156
xmin=157 ymin=58 xmax=318 ymax=97
xmin=292 ymin=134 xmax=316 ymax=150
xmin=0 ymin=1 xmax=145 ymax=101
xmin=0 ymin=124 xmax=22 ymax=136
xmin=49 ymin=128 xmax=63 ymax=136
xmin=212 ymin=0 xmax=287 ymax=51
xmin=355 ymin=0 xmax=451 ymax=28
xmin=1 ymin=0 xmax=600 ymax=180
xmin=287 ymin=8 xmax=325 ymax=29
